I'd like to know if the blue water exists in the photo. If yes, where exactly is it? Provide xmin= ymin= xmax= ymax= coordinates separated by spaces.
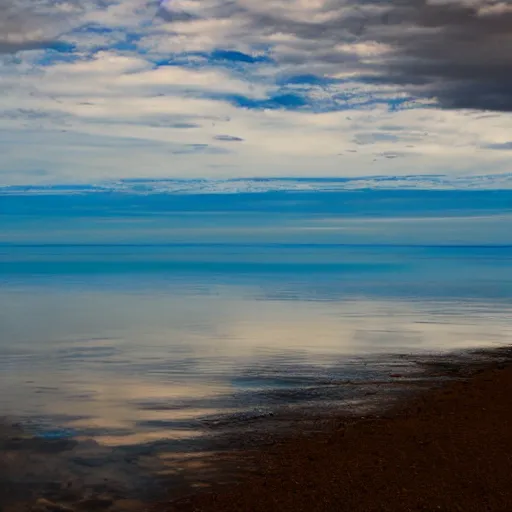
xmin=1 ymin=189 xmax=511 ymax=444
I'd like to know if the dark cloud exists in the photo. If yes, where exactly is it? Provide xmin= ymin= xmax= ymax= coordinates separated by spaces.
xmin=156 ymin=6 xmax=198 ymax=23
xmin=190 ymin=0 xmax=512 ymax=112
xmin=4 ymin=0 xmax=512 ymax=113
xmin=0 ymin=0 xmax=117 ymax=54
xmin=0 ymin=39 xmax=54 ymax=53
xmin=0 ymin=0 xmax=81 ymax=53
xmin=352 ymin=1 xmax=512 ymax=111
xmin=370 ymin=0 xmax=512 ymax=111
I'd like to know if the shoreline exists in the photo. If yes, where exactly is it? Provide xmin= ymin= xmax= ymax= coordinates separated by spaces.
xmin=161 ymin=346 xmax=512 ymax=512
xmin=3 ymin=346 xmax=512 ymax=512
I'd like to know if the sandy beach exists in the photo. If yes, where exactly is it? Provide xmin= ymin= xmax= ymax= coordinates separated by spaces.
xmin=3 ymin=348 xmax=512 ymax=512
xmin=162 ymin=348 xmax=512 ymax=512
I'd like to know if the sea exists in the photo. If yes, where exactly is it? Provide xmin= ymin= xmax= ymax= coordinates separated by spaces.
xmin=1 ymin=184 xmax=511 ymax=445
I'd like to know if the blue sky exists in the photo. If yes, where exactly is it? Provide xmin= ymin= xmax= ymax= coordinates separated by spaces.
xmin=1 ymin=0 xmax=512 ymax=185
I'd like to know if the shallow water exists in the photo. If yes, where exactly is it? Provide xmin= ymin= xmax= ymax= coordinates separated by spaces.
xmin=2 ymin=245 xmax=511 ymax=445
xmin=1 ymin=190 xmax=512 ymax=445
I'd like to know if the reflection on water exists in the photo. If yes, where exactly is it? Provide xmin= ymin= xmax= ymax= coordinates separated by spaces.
xmin=1 ymin=244 xmax=512 ymax=445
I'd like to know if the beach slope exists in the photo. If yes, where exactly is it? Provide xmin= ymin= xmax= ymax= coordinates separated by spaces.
xmin=166 ymin=355 xmax=512 ymax=512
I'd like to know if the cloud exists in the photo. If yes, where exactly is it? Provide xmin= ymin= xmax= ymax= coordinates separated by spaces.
xmin=0 ymin=178 xmax=263 ymax=195
xmin=353 ymin=132 xmax=401 ymax=146
xmin=3 ymin=1 xmax=512 ymax=111
xmin=153 ymin=0 xmax=512 ymax=112
xmin=0 ymin=0 xmax=85 ymax=53
xmin=172 ymin=143 xmax=231 ymax=154
xmin=367 ymin=0 xmax=512 ymax=112
xmin=214 ymin=134 xmax=244 ymax=142
xmin=485 ymin=141 xmax=512 ymax=150
xmin=3 ymin=174 xmax=512 ymax=195
xmin=1 ymin=0 xmax=512 ymax=185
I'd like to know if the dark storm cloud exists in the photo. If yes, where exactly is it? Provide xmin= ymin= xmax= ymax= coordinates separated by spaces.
xmin=317 ymin=0 xmax=512 ymax=111
xmin=167 ymin=0 xmax=512 ymax=112
xmin=368 ymin=0 xmax=512 ymax=112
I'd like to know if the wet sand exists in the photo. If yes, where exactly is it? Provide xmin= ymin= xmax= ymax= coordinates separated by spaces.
xmin=163 ymin=348 xmax=512 ymax=512
xmin=4 ymin=348 xmax=512 ymax=512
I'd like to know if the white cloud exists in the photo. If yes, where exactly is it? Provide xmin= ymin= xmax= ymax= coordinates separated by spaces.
xmin=1 ymin=0 xmax=512 ymax=185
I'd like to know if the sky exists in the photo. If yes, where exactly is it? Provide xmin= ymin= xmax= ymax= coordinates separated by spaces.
xmin=1 ymin=0 xmax=512 ymax=185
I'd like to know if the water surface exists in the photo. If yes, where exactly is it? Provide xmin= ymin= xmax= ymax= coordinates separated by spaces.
xmin=1 ymin=190 xmax=511 ymax=444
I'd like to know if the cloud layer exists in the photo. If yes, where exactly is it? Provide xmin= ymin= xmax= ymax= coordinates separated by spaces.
xmin=2 ymin=174 xmax=512 ymax=196
xmin=217 ymin=0 xmax=512 ymax=111
xmin=1 ymin=0 xmax=512 ymax=184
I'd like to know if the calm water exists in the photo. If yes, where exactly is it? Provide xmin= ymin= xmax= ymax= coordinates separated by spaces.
xmin=1 ymin=189 xmax=512 ymax=445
